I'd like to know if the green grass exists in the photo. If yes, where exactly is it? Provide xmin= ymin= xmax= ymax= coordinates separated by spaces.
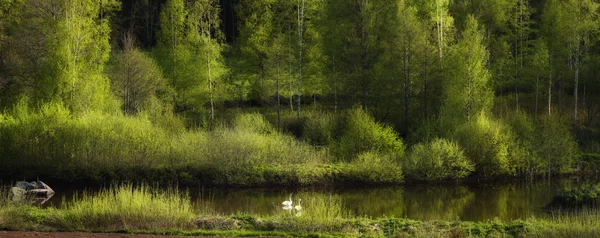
xmin=0 ymin=184 xmax=195 ymax=231
xmin=55 ymin=184 xmax=195 ymax=230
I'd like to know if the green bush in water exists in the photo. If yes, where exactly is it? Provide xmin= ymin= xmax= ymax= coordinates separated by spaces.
xmin=405 ymin=138 xmax=474 ymax=181
xmin=335 ymin=107 xmax=405 ymax=162
xmin=546 ymin=183 xmax=600 ymax=209
xmin=453 ymin=113 xmax=516 ymax=177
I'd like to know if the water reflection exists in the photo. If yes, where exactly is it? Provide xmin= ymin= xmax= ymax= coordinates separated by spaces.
xmin=19 ymin=177 xmax=600 ymax=221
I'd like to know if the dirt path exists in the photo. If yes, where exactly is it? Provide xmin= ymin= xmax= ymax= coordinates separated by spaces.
xmin=0 ymin=231 xmax=251 ymax=237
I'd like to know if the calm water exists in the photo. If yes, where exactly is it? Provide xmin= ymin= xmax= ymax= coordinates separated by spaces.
xmin=12 ymin=177 xmax=600 ymax=221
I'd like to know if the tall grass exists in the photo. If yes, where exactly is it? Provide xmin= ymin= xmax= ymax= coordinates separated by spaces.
xmin=271 ymin=193 xmax=352 ymax=232
xmin=527 ymin=208 xmax=600 ymax=238
xmin=54 ymin=184 xmax=195 ymax=230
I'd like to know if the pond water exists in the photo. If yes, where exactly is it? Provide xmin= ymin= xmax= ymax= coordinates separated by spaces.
xmin=11 ymin=176 xmax=600 ymax=221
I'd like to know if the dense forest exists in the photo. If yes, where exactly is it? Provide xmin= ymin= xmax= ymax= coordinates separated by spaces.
xmin=0 ymin=0 xmax=599 ymax=184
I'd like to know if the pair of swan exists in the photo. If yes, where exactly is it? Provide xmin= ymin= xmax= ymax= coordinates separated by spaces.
xmin=282 ymin=194 xmax=302 ymax=211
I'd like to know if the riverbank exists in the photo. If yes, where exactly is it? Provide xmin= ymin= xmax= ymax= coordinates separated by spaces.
xmin=1 ymin=207 xmax=599 ymax=237
xmin=0 ymin=105 xmax=592 ymax=187
xmin=1 ymin=184 xmax=599 ymax=238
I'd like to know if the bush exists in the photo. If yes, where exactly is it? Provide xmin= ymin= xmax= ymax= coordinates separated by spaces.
xmin=405 ymin=138 xmax=474 ymax=181
xmin=504 ymin=111 xmax=546 ymax=176
xmin=337 ymin=152 xmax=404 ymax=184
xmin=335 ymin=107 xmax=404 ymax=162
xmin=534 ymin=115 xmax=579 ymax=175
xmin=234 ymin=113 xmax=276 ymax=134
xmin=453 ymin=113 xmax=516 ymax=177
xmin=546 ymin=183 xmax=600 ymax=209
xmin=0 ymin=104 xmax=330 ymax=185
xmin=302 ymin=111 xmax=337 ymax=146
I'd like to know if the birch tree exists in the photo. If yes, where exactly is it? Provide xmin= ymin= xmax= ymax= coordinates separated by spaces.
xmin=43 ymin=0 xmax=120 ymax=113
xmin=187 ymin=0 xmax=226 ymax=121
xmin=442 ymin=15 xmax=492 ymax=125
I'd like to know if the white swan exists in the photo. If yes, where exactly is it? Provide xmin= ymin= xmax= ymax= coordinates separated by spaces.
xmin=282 ymin=194 xmax=293 ymax=206
xmin=294 ymin=199 xmax=302 ymax=211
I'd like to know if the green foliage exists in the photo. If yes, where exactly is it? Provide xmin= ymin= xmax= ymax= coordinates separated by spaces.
xmin=108 ymin=35 xmax=172 ymax=115
xmin=56 ymin=184 xmax=195 ymax=230
xmin=535 ymin=116 xmax=580 ymax=174
xmin=405 ymin=138 xmax=474 ymax=181
xmin=336 ymin=152 xmax=403 ymax=184
xmin=41 ymin=0 xmax=121 ymax=113
xmin=442 ymin=15 xmax=492 ymax=126
xmin=232 ymin=113 xmax=276 ymax=134
xmin=302 ymin=111 xmax=337 ymax=146
xmin=335 ymin=108 xmax=405 ymax=162
xmin=546 ymin=184 xmax=600 ymax=209
xmin=156 ymin=0 xmax=226 ymax=114
xmin=290 ymin=194 xmax=349 ymax=231
xmin=453 ymin=113 xmax=516 ymax=177
xmin=503 ymin=111 xmax=546 ymax=176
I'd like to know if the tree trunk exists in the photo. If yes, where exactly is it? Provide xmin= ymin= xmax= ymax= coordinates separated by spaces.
xmin=208 ymin=15 xmax=214 ymax=122
xmin=297 ymin=0 xmax=304 ymax=119
xmin=535 ymin=72 xmax=539 ymax=120
xmin=277 ymin=58 xmax=281 ymax=130
xmin=436 ymin=0 xmax=443 ymax=59
xmin=333 ymin=55 xmax=338 ymax=113
xmin=574 ymin=55 xmax=579 ymax=121
xmin=467 ymin=46 xmax=472 ymax=122
xmin=548 ymin=72 xmax=552 ymax=117
xmin=289 ymin=28 xmax=294 ymax=112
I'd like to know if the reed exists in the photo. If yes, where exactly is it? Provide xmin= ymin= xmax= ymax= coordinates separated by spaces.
xmin=54 ymin=184 xmax=195 ymax=230
xmin=526 ymin=207 xmax=600 ymax=238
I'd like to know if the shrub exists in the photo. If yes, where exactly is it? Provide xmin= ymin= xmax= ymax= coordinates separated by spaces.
xmin=0 ymin=104 xmax=328 ymax=185
xmin=504 ymin=111 xmax=546 ymax=176
xmin=453 ymin=113 xmax=516 ymax=177
xmin=337 ymin=152 xmax=404 ymax=184
xmin=302 ymin=111 xmax=336 ymax=146
xmin=405 ymin=138 xmax=474 ymax=181
xmin=234 ymin=113 xmax=276 ymax=134
xmin=335 ymin=107 xmax=404 ymax=162
xmin=545 ymin=183 xmax=600 ymax=209
xmin=534 ymin=115 xmax=579 ymax=175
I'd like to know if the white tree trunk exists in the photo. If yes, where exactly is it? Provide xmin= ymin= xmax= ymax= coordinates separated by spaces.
xmin=297 ymin=0 xmax=304 ymax=119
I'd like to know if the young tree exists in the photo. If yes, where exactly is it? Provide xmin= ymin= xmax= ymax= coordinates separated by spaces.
xmin=235 ymin=0 xmax=276 ymax=101
xmin=39 ymin=0 xmax=120 ymax=113
xmin=155 ymin=0 xmax=226 ymax=120
xmin=108 ymin=33 xmax=170 ymax=115
xmin=530 ymin=39 xmax=550 ymax=120
xmin=322 ymin=0 xmax=399 ymax=111
xmin=541 ymin=0 xmax=598 ymax=119
xmin=442 ymin=15 xmax=492 ymax=125
xmin=187 ymin=0 xmax=226 ymax=121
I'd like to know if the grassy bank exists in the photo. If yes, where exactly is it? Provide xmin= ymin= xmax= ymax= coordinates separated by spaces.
xmin=0 ymin=102 xmax=585 ymax=186
xmin=0 ymin=103 xmax=403 ymax=186
xmin=1 ymin=184 xmax=599 ymax=237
